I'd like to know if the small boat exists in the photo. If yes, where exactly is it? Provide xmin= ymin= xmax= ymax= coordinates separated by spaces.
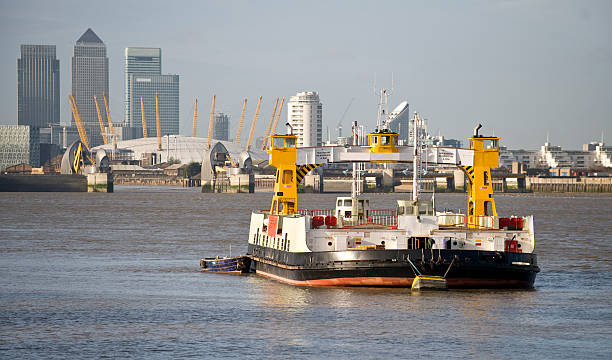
xmin=200 ymin=256 xmax=251 ymax=274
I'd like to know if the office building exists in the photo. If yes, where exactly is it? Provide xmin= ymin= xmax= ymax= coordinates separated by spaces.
xmin=287 ymin=91 xmax=322 ymax=147
xmin=125 ymin=47 xmax=161 ymax=127
xmin=125 ymin=47 xmax=179 ymax=137
xmin=130 ymin=75 xmax=179 ymax=136
xmin=17 ymin=45 xmax=60 ymax=128
xmin=213 ymin=113 xmax=230 ymax=141
xmin=71 ymin=28 xmax=109 ymax=147
xmin=0 ymin=125 xmax=40 ymax=171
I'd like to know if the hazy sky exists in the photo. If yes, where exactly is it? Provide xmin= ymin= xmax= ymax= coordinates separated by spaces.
xmin=1 ymin=0 xmax=610 ymax=149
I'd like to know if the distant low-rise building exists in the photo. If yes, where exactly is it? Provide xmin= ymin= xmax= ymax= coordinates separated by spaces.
xmin=498 ymin=140 xmax=612 ymax=172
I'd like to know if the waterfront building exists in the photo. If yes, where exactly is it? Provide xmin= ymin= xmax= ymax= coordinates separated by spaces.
xmin=287 ymin=91 xmax=322 ymax=147
xmin=213 ymin=113 xmax=230 ymax=141
xmin=129 ymin=74 xmax=179 ymax=136
xmin=498 ymin=140 xmax=612 ymax=171
xmin=71 ymin=28 xmax=109 ymax=147
xmin=124 ymin=47 xmax=161 ymax=128
xmin=0 ymin=125 xmax=40 ymax=171
xmin=17 ymin=45 xmax=60 ymax=128
xmin=387 ymin=101 xmax=409 ymax=142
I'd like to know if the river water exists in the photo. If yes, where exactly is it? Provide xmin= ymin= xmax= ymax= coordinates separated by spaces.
xmin=1 ymin=188 xmax=611 ymax=359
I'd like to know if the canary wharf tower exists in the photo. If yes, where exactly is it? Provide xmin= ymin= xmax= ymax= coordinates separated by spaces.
xmin=71 ymin=28 xmax=109 ymax=147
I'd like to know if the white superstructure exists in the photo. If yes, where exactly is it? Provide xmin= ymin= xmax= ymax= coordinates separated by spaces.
xmin=287 ymin=91 xmax=322 ymax=147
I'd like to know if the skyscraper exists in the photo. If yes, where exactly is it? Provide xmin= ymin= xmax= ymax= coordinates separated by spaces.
xmin=125 ymin=47 xmax=161 ymax=126
xmin=125 ymin=47 xmax=179 ymax=137
xmin=71 ymin=28 xmax=109 ymax=147
xmin=130 ymin=74 xmax=179 ymax=136
xmin=287 ymin=91 xmax=322 ymax=147
xmin=17 ymin=45 xmax=60 ymax=128
xmin=213 ymin=113 xmax=230 ymax=141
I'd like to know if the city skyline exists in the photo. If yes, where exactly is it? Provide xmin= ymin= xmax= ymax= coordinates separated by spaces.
xmin=0 ymin=0 xmax=610 ymax=150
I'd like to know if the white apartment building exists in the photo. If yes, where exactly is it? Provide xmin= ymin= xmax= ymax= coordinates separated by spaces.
xmin=498 ymin=141 xmax=612 ymax=170
xmin=287 ymin=91 xmax=322 ymax=147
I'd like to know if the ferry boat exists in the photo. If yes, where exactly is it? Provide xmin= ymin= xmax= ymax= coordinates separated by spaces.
xmin=246 ymin=107 xmax=539 ymax=288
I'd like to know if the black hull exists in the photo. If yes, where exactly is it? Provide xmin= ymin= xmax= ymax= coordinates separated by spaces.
xmin=247 ymin=244 xmax=539 ymax=288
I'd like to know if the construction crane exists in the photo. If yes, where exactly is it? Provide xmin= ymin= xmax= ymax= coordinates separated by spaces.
xmin=155 ymin=93 xmax=162 ymax=151
xmin=234 ymin=99 xmax=247 ymax=144
xmin=206 ymin=94 xmax=216 ymax=150
xmin=94 ymin=95 xmax=108 ymax=145
xmin=140 ymin=97 xmax=148 ymax=138
xmin=246 ymin=96 xmax=262 ymax=151
xmin=261 ymin=97 xmax=279 ymax=150
xmin=68 ymin=94 xmax=90 ymax=151
xmin=192 ymin=98 xmax=198 ymax=137
xmin=336 ymin=97 xmax=354 ymax=139
xmin=267 ymin=96 xmax=285 ymax=149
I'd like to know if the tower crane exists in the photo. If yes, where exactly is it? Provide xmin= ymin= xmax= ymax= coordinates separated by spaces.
xmin=246 ymin=96 xmax=262 ymax=151
xmin=94 ymin=95 xmax=108 ymax=145
xmin=261 ymin=97 xmax=279 ymax=150
xmin=234 ymin=99 xmax=247 ymax=144
xmin=336 ymin=97 xmax=354 ymax=139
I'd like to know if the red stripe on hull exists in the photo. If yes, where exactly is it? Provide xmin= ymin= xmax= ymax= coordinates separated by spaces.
xmin=255 ymin=270 xmax=414 ymax=287
xmin=255 ymin=271 xmax=533 ymax=288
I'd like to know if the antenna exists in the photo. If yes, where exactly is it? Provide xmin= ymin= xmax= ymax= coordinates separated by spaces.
xmin=373 ymin=74 xmax=394 ymax=131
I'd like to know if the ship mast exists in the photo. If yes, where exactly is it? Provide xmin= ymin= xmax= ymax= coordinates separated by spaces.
xmin=412 ymin=111 xmax=421 ymax=201
xmin=351 ymin=120 xmax=362 ymax=198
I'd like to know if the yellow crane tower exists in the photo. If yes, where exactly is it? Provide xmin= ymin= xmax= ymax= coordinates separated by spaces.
xmin=206 ymin=94 xmax=216 ymax=150
xmin=102 ymin=93 xmax=114 ymax=135
xmin=246 ymin=96 xmax=262 ymax=151
xmin=155 ymin=93 xmax=162 ymax=151
xmin=94 ymin=95 xmax=108 ymax=145
xmin=267 ymin=96 xmax=285 ymax=149
xmin=68 ymin=94 xmax=90 ymax=151
xmin=140 ymin=97 xmax=148 ymax=138
xmin=192 ymin=98 xmax=198 ymax=137
xmin=261 ymin=97 xmax=279 ymax=150
xmin=234 ymin=99 xmax=247 ymax=144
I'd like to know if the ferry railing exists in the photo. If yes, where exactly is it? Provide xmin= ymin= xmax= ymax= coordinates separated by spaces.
xmin=369 ymin=209 xmax=397 ymax=216
xmin=297 ymin=209 xmax=335 ymax=217
xmin=340 ymin=214 xmax=398 ymax=229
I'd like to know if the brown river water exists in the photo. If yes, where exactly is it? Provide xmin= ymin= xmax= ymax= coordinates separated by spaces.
xmin=1 ymin=187 xmax=611 ymax=359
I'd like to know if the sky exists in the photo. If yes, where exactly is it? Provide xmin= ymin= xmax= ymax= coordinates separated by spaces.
xmin=0 ymin=0 xmax=610 ymax=150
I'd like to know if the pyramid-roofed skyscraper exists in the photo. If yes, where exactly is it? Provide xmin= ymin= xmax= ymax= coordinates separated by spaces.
xmin=71 ymin=28 xmax=108 ymax=147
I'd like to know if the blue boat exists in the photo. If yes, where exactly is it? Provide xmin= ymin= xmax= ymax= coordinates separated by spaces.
xmin=200 ymin=256 xmax=251 ymax=274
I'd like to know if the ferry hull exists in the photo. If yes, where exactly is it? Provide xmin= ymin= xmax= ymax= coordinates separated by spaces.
xmin=248 ymin=245 xmax=538 ymax=289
